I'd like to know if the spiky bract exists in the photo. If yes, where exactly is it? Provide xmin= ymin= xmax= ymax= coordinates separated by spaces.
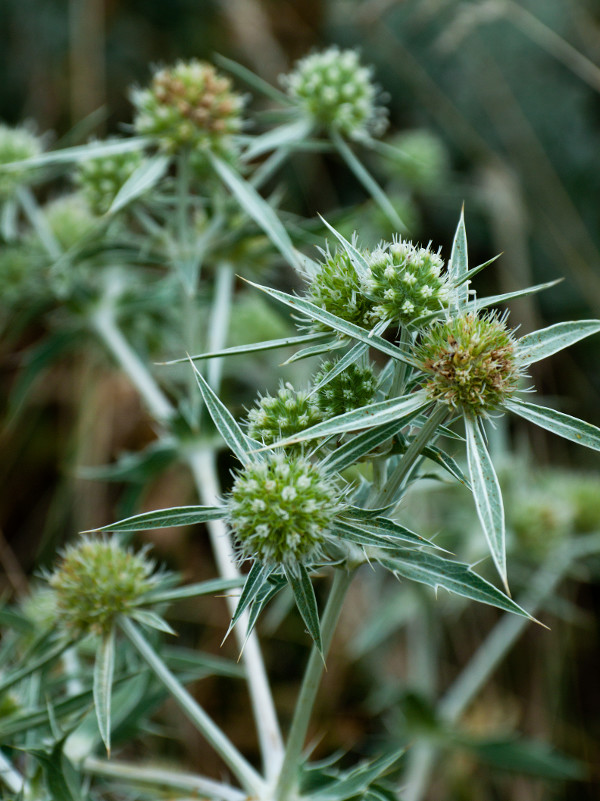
xmin=227 ymin=454 xmax=340 ymax=566
xmin=76 ymin=144 xmax=144 ymax=214
xmin=132 ymin=60 xmax=244 ymax=165
xmin=314 ymin=360 xmax=377 ymax=417
xmin=246 ymin=383 xmax=322 ymax=449
xmin=308 ymin=248 xmax=374 ymax=331
xmin=362 ymin=239 xmax=448 ymax=327
xmin=416 ymin=312 xmax=520 ymax=417
xmin=49 ymin=537 xmax=161 ymax=637
xmin=281 ymin=47 xmax=387 ymax=139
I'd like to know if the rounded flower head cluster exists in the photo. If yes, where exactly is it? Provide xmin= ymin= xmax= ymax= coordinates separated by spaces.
xmin=247 ymin=383 xmax=322 ymax=448
xmin=386 ymin=129 xmax=449 ymax=190
xmin=227 ymin=454 xmax=340 ymax=566
xmin=362 ymin=239 xmax=448 ymax=327
xmin=416 ymin=312 xmax=520 ymax=417
xmin=281 ymin=47 xmax=387 ymax=139
xmin=49 ymin=537 xmax=161 ymax=637
xmin=314 ymin=360 xmax=377 ymax=417
xmin=308 ymin=247 xmax=374 ymax=332
xmin=0 ymin=124 xmax=42 ymax=200
xmin=132 ymin=60 xmax=245 ymax=164
xmin=76 ymin=145 xmax=144 ymax=215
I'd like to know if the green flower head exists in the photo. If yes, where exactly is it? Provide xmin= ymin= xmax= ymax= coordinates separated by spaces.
xmin=314 ymin=360 xmax=377 ymax=418
xmin=416 ymin=312 xmax=521 ymax=417
xmin=227 ymin=453 xmax=340 ymax=566
xmin=76 ymin=143 xmax=144 ymax=215
xmin=307 ymin=246 xmax=374 ymax=332
xmin=246 ymin=383 xmax=322 ymax=449
xmin=49 ymin=536 xmax=163 ymax=637
xmin=281 ymin=47 xmax=387 ymax=139
xmin=362 ymin=238 xmax=448 ymax=327
xmin=0 ymin=123 xmax=42 ymax=200
xmin=132 ymin=60 xmax=245 ymax=166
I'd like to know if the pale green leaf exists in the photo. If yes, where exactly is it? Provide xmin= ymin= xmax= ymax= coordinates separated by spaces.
xmin=88 ymin=505 xmax=225 ymax=533
xmin=311 ymin=750 xmax=404 ymax=801
xmin=215 ymin=54 xmax=293 ymax=104
xmin=130 ymin=609 xmax=176 ymax=635
xmin=0 ymin=137 xmax=150 ymax=170
xmin=378 ymin=552 xmax=532 ymax=618
xmin=143 ymin=577 xmax=243 ymax=604
xmin=465 ymin=418 xmax=507 ymax=590
xmin=208 ymin=152 xmax=302 ymax=270
xmin=190 ymin=361 xmax=258 ymax=464
xmin=281 ymin=338 xmax=343 ymax=364
xmin=506 ymin=397 xmax=600 ymax=452
xmin=242 ymin=278 xmax=419 ymax=366
xmin=262 ymin=391 xmax=429 ymax=449
xmin=107 ymin=154 xmax=170 ymax=214
xmin=244 ymin=118 xmax=314 ymax=161
xmin=93 ymin=628 xmax=115 ymax=755
xmin=309 ymin=341 xmax=368 ymax=398
xmin=319 ymin=214 xmax=371 ymax=279
xmin=321 ymin=420 xmax=409 ymax=473
xmin=160 ymin=332 xmax=328 ymax=365
xmin=468 ymin=279 xmax=561 ymax=313
xmin=517 ymin=320 xmax=600 ymax=365
xmin=455 ymin=253 xmax=500 ymax=286
xmin=227 ymin=562 xmax=273 ymax=636
xmin=448 ymin=207 xmax=469 ymax=307
xmin=362 ymin=517 xmax=437 ymax=548
xmin=284 ymin=563 xmax=322 ymax=652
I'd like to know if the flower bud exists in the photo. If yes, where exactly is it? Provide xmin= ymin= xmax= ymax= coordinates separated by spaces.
xmin=308 ymin=247 xmax=374 ymax=331
xmin=76 ymin=143 xmax=144 ymax=214
xmin=314 ymin=360 xmax=377 ymax=417
xmin=0 ymin=123 xmax=42 ymax=200
xmin=246 ymin=383 xmax=322 ymax=449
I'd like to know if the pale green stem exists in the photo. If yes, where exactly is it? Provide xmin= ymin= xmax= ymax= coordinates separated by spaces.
xmin=0 ymin=751 xmax=23 ymax=794
xmin=207 ymin=262 xmax=234 ymax=393
xmin=16 ymin=185 xmax=61 ymax=259
xmin=187 ymin=446 xmax=284 ymax=780
xmin=250 ymin=147 xmax=291 ymax=191
xmin=91 ymin=302 xmax=174 ymax=424
xmin=373 ymin=404 xmax=448 ymax=507
xmin=274 ymin=567 xmax=355 ymax=801
xmin=402 ymin=534 xmax=600 ymax=801
xmin=83 ymin=756 xmax=246 ymax=801
xmin=120 ymin=616 xmax=264 ymax=797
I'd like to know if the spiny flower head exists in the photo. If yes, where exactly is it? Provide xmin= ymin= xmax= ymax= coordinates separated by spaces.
xmin=132 ymin=60 xmax=245 ymax=164
xmin=246 ymin=383 xmax=322 ymax=449
xmin=281 ymin=47 xmax=387 ymax=139
xmin=307 ymin=247 xmax=374 ymax=332
xmin=314 ymin=360 xmax=377 ymax=417
xmin=49 ymin=536 xmax=163 ymax=637
xmin=362 ymin=238 xmax=448 ymax=327
xmin=0 ymin=123 xmax=42 ymax=200
xmin=227 ymin=453 xmax=340 ymax=566
xmin=416 ymin=312 xmax=521 ymax=417
xmin=76 ymin=144 xmax=144 ymax=214
xmin=43 ymin=193 xmax=96 ymax=250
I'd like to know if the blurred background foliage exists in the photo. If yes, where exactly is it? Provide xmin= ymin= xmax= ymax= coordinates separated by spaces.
xmin=1 ymin=0 xmax=600 ymax=799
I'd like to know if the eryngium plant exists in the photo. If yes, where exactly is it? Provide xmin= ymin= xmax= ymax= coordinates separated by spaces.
xmin=92 ymin=210 xmax=600 ymax=801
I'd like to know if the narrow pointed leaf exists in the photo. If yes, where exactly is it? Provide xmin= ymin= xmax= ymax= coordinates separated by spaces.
xmin=130 ymin=609 xmax=176 ymax=635
xmin=108 ymin=154 xmax=170 ymax=214
xmin=0 ymin=137 xmax=150 ymax=170
xmin=246 ymin=575 xmax=287 ymax=637
xmin=448 ymin=207 xmax=469 ymax=307
xmin=378 ymin=552 xmax=532 ymax=618
xmin=87 ymin=504 xmax=225 ymax=533
xmin=160 ymin=332 xmax=328 ymax=364
xmin=319 ymin=213 xmax=371 ymax=279
xmin=208 ymin=152 xmax=301 ymax=270
xmin=332 ymin=132 xmax=406 ymax=232
xmin=243 ymin=279 xmax=420 ymax=367
xmin=309 ymin=341 xmax=368 ymax=397
xmin=143 ymin=577 xmax=242 ymax=604
xmin=284 ymin=564 xmax=322 ymax=652
xmin=422 ymin=444 xmax=471 ymax=487
xmin=517 ymin=320 xmax=600 ymax=365
xmin=227 ymin=562 xmax=273 ymax=636
xmin=312 ymin=750 xmax=404 ymax=801
xmin=468 ymin=279 xmax=561 ymax=312
xmin=190 ymin=362 xmax=258 ymax=464
xmin=321 ymin=419 xmax=409 ymax=472
xmin=281 ymin=338 xmax=342 ymax=364
xmin=262 ymin=391 xmax=429 ymax=449
xmin=456 ymin=253 xmax=500 ymax=286
xmin=364 ymin=517 xmax=437 ymax=548
xmin=506 ymin=397 xmax=600 ymax=452
xmin=244 ymin=118 xmax=314 ymax=161
xmin=334 ymin=519 xmax=429 ymax=549
xmin=465 ymin=418 xmax=507 ymax=589
xmin=215 ymin=54 xmax=293 ymax=104
xmin=93 ymin=628 xmax=115 ymax=755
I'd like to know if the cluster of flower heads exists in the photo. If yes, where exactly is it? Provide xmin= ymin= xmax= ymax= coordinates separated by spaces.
xmin=227 ymin=453 xmax=340 ymax=566
xmin=281 ymin=47 xmax=387 ymax=139
xmin=132 ymin=60 xmax=245 ymax=166
xmin=314 ymin=360 xmax=377 ymax=417
xmin=246 ymin=383 xmax=322 ymax=450
xmin=0 ymin=123 xmax=42 ymax=200
xmin=49 ymin=536 xmax=162 ymax=637
xmin=416 ymin=312 xmax=521 ymax=417
xmin=307 ymin=236 xmax=449 ymax=331
xmin=75 ymin=144 xmax=144 ymax=215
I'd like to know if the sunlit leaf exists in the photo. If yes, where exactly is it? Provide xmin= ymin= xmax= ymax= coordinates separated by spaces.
xmin=517 ymin=320 xmax=600 ymax=365
xmin=506 ymin=397 xmax=600 ymax=452
xmin=448 ymin=206 xmax=469 ymax=307
xmin=284 ymin=563 xmax=322 ymax=653
xmin=108 ymin=154 xmax=170 ymax=214
xmin=93 ymin=629 xmax=115 ymax=755
xmin=88 ymin=505 xmax=225 ymax=533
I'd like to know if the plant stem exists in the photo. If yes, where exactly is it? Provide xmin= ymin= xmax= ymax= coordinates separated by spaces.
xmin=274 ymin=567 xmax=355 ymax=801
xmin=187 ymin=445 xmax=284 ymax=780
xmin=120 ymin=616 xmax=264 ymax=796
xmin=374 ymin=404 xmax=448 ymax=507
xmin=91 ymin=301 xmax=174 ymax=424
xmin=207 ymin=262 xmax=234 ymax=393
xmin=83 ymin=756 xmax=247 ymax=801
